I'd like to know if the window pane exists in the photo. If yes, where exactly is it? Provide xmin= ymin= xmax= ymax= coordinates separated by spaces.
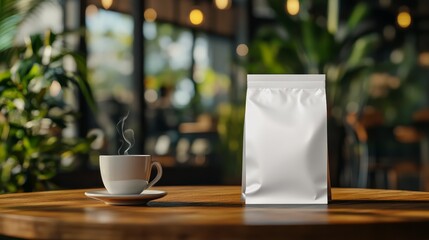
xmin=87 ymin=9 xmax=134 ymax=155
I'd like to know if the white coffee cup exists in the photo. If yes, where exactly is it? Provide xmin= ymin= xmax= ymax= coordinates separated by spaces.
xmin=100 ymin=155 xmax=162 ymax=195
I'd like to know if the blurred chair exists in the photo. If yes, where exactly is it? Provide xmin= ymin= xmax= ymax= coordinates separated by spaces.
xmin=413 ymin=108 xmax=429 ymax=167
xmin=389 ymin=108 xmax=429 ymax=191
xmin=344 ymin=112 xmax=370 ymax=188
xmin=388 ymin=125 xmax=422 ymax=190
xmin=375 ymin=107 xmax=429 ymax=191
xmin=344 ymin=107 xmax=384 ymax=188
xmin=338 ymin=106 xmax=428 ymax=190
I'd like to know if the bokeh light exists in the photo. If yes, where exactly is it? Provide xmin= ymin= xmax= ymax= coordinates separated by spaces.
xmin=383 ymin=25 xmax=396 ymax=40
xmin=236 ymin=44 xmax=249 ymax=57
xmin=189 ymin=9 xmax=204 ymax=25
xmin=397 ymin=11 xmax=411 ymax=28
xmin=144 ymin=89 xmax=158 ymax=103
xmin=379 ymin=0 xmax=391 ymax=8
xmin=419 ymin=52 xmax=429 ymax=67
xmin=144 ymin=8 xmax=157 ymax=22
xmin=49 ymin=81 xmax=62 ymax=97
xmin=286 ymin=0 xmax=300 ymax=16
xmin=390 ymin=49 xmax=404 ymax=64
xmin=85 ymin=4 xmax=98 ymax=16
xmin=101 ymin=0 xmax=113 ymax=10
xmin=215 ymin=0 xmax=231 ymax=10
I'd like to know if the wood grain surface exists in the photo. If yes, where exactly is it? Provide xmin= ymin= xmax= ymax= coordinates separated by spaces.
xmin=1 ymin=186 xmax=429 ymax=239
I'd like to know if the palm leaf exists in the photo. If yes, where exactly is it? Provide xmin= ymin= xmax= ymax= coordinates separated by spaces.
xmin=0 ymin=0 xmax=56 ymax=53
xmin=346 ymin=33 xmax=379 ymax=68
xmin=346 ymin=3 xmax=370 ymax=32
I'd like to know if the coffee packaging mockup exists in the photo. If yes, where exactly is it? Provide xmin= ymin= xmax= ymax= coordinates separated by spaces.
xmin=242 ymin=74 xmax=328 ymax=204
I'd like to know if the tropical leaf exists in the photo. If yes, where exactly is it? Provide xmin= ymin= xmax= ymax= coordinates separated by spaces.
xmin=0 ymin=0 xmax=56 ymax=53
xmin=346 ymin=3 xmax=370 ymax=31
xmin=346 ymin=33 xmax=379 ymax=68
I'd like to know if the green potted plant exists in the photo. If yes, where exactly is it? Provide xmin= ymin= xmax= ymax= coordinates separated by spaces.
xmin=1 ymin=0 xmax=57 ymax=63
xmin=0 ymin=30 xmax=96 ymax=193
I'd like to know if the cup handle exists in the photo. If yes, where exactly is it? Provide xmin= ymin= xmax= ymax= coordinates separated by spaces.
xmin=147 ymin=161 xmax=162 ymax=189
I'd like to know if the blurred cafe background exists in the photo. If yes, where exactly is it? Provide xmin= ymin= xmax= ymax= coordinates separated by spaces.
xmin=1 ymin=0 xmax=429 ymax=193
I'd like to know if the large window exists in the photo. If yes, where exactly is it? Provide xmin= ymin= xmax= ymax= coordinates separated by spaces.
xmin=144 ymin=21 xmax=232 ymax=168
xmin=86 ymin=9 xmax=134 ymax=155
xmin=86 ymin=6 xmax=234 ymax=176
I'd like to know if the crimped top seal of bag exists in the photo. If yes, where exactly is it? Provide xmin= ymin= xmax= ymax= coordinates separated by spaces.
xmin=247 ymin=74 xmax=325 ymax=89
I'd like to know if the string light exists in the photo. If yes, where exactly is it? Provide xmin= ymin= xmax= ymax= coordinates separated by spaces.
xmin=286 ymin=0 xmax=300 ymax=16
xmin=397 ymin=9 xmax=411 ymax=28
xmin=144 ymin=8 xmax=157 ymax=22
xmin=419 ymin=52 xmax=429 ymax=67
xmin=189 ymin=9 xmax=204 ymax=25
xmin=101 ymin=0 xmax=113 ymax=9
xmin=215 ymin=0 xmax=231 ymax=10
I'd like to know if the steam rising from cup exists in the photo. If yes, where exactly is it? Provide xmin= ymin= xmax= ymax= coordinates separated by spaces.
xmin=116 ymin=111 xmax=135 ymax=155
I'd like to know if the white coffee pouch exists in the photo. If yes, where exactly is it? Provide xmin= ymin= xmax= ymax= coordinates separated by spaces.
xmin=242 ymin=74 xmax=328 ymax=204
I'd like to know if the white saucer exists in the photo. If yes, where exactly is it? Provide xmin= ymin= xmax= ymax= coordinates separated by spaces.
xmin=85 ymin=189 xmax=167 ymax=206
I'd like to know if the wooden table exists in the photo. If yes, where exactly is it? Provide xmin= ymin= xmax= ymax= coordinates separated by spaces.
xmin=1 ymin=186 xmax=429 ymax=239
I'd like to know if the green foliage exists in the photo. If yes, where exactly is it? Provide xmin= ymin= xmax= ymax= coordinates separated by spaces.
xmin=217 ymin=103 xmax=244 ymax=182
xmin=0 ymin=0 xmax=55 ymax=63
xmin=0 ymin=31 xmax=96 ymax=193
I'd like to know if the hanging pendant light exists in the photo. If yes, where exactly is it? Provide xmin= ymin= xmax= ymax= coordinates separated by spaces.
xmin=397 ymin=7 xmax=412 ymax=29
xmin=215 ymin=0 xmax=231 ymax=10
xmin=101 ymin=0 xmax=113 ymax=10
xmin=285 ymin=0 xmax=300 ymax=16
xmin=189 ymin=8 xmax=204 ymax=25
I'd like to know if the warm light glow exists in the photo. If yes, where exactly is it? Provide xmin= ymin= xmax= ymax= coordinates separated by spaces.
xmin=215 ymin=0 xmax=231 ymax=10
xmin=236 ymin=44 xmax=248 ymax=57
xmin=101 ymin=0 xmax=113 ymax=9
xmin=286 ymin=0 xmax=300 ymax=16
xmin=397 ymin=11 xmax=411 ymax=28
xmin=390 ymin=49 xmax=403 ymax=64
xmin=189 ymin=9 xmax=204 ymax=25
xmin=144 ymin=8 xmax=157 ymax=22
xmin=86 ymin=4 xmax=98 ymax=16
xmin=419 ymin=52 xmax=429 ymax=67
